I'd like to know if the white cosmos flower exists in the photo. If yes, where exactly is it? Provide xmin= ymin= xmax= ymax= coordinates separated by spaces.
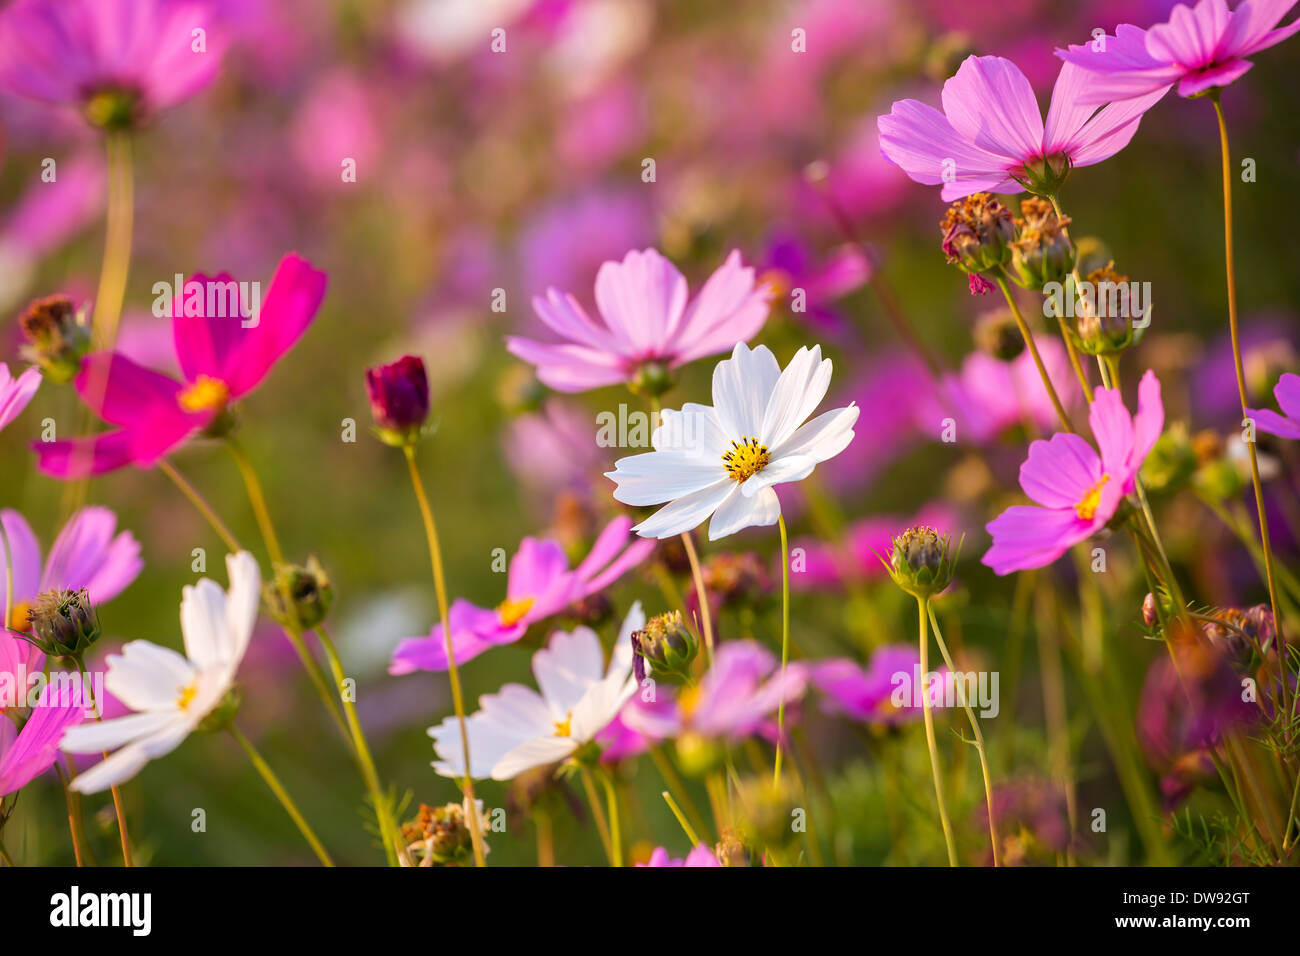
xmin=607 ymin=342 xmax=859 ymax=540
xmin=61 ymin=551 xmax=260 ymax=793
xmin=429 ymin=602 xmax=644 ymax=781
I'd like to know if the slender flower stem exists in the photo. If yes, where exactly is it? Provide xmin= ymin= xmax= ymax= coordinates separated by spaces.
xmin=679 ymin=530 xmax=715 ymax=664
xmin=916 ymin=597 xmax=959 ymax=865
xmin=1 ymin=522 xmax=14 ymax=636
xmin=578 ymin=765 xmax=613 ymax=864
xmin=224 ymin=440 xmax=350 ymax=742
xmin=535 ymin=810 xmax=555 ymax=867
xmin=1209 ymin=93 xmax=1288 ymax=720
xmin=402 ymin=444 xmax=486 ymax=867
xmin=1046 ymin=193 xmax=1097 ymax=404
xmin=230 ymin=726 xmax=333 ymax=866
xmin=54 ymin=764 xmax=88 ymax=867
xmin=318 ymin=625 xmax=400 ymax=866
xmin=661 ymin=790 xmax=702 ymax=846
xmin=91 ymin=132 xmax=134 ymax=352
xmin=649 ymin=744 xmax=709 ymax=843
xmin=994 ymin=274 xmax=1075 ymax=433
xmin=773 ymin=515 xmax=792 ymax=786
xmin=159 ymin=459 xmax=240 ymax=552
xmin=599 ymin=768 xmax=623 ymax=867
xmin=71 ymin=654 xmax=132 ymax=867
xmin=926 ymin=603 xmax=999 ymax=866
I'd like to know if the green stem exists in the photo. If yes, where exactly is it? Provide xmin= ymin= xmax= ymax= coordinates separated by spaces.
xmin=230 ymin=726 xmax=333 ymax=866
xmin=926 ymin=603 xmax=1000 ymax=866
xmin=917 ymin=597 xmax=959 ymax=865
xmin=578 ymin=765 xmax=613 ymax=864
xmin=661 ymin=790 xmax=702 ymax=847
xmin=224 ymin=440 xmax=350 ymax=743
xmin=773 ymin=515 xmax=792 ymax=786
xmin=1209 ymin=93 xmax=1288 ymax=719
xmin=649 ymin=744 xmax=710 ymax=843
xmin=599 ymin=768 xmax=623 ymax=867
xmin=994 ymin=274 xmax=1075 ymax=433
xmin=159 ymin=458 xmax=240 ymax=552
xmin=402 ymin=444 xmax=486 ymax=866
xmin=72 ymin=654 xmax=132 ymax=866
xmin=318 ymin=625 xmax=400 ymax=866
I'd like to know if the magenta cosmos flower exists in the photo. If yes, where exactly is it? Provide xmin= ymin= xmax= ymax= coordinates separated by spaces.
xmin=983 ymin=370 xmax=1164 ymax=575
xmin=638 ymin=844 xmax=721 ymax=867
xmin=878 ymin=55 xmax=1166 ymax=200
xmin=0 ymin=674 xmax=86 ymax=796
xmin=1 ymin=506 xmax=143 ymax=637
xmin=810 ymin=645 xmax=930 ymax=726
xmin=0 ymin=0 xmax=225 ymax=128
xmin=505 ymin=248 xmax=773 ymax=392
xmin=0 ymin=363 xmax=40 ymax=433
xmin=1058 ymin=0 xmax=1300 ymax=103
xmin=620 ymin=640 xmax=808 ymax=745
xmin=389 ymin=515 xmax=655 ymax=674
xmin=34 ymin=254 xmax=327 ymax=478
xmin=1248 ymin=372 xmax=1300 ymax=439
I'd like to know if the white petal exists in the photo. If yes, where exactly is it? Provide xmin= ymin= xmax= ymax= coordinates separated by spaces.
xmin=61 ymin=710 xmax=178 ymax=754
xmin=222 ymin=550 xmax=262 ymax=666
xmin=707 ymin=485 xmax=781 ymax=540
xmin=490 ymin=736 xmax=577 ymax=780
xmin=760 ymin=346 xmax=832 ymax=449
xmin=653 ymin=402 xmax=730 ymax=456
xmin=68 ymin=720 xmax=192 ymax=793
xmin=632 ymin=480 xmax=734 ymax=539
xmin=533 ymin=626 xmax=604 ymax=717
xmin=740 ymin=454 xmax=817 ymax=497
xmin=712 ymin=342 xmax=780 ymax=438
xmin=104 ymin=641 xmax=196 ymax=712
xmin=180 ymin=578 xmax=227 ymax=669
xmin=771 ymin=403 xmax=859 ymax=462
xmin=607 ymin=450 xmax=724 ymax=506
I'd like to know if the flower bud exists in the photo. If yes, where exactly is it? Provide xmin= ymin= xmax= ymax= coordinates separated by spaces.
xmin=940 ymin=193 xmax=1016 ymax=276
xmin=18 ymin=296 xmax=90 ymax=384
xmin=27 ymin=588 xmax=101 ymax=658
xmin=973 ymin=308 xmax=1025 ymax=361
xmin=887 ymin=526 xmax=957 ymax=599
xmin=1140 ymin=423 xmax=1196 ymax=495
xmin=1141 ymin=592 xmax=1160 ymax=628
xmin=629 ymin=360 xmax=674 ymax=398
xmin=401 ymin=800 xmax=490 ymax=867
xmin=715 ymin=826 xmax=757 ymax=867
xmin=264 ymin=557 xmax=333 ymax=631
xmin=1071 ymin=264 xmax=1142 ymax=355
xmin=1190 ymin=431 xmax=1244 ymax=502
xmin=631 ymin=610 xmax=697 ymax=682
xmin=1008 ymin=198 xmax=1076 ymax=289
xmin=365 ymin=355 xmax=430 ymax=447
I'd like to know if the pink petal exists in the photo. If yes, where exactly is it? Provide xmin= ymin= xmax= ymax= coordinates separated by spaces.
xmin=877 ymin=98 xmax=1016 ymax=197
xmin=593 ymin=249 xmax=688 ymax=358
xmin=1220 ymin=0 xmax=1300 ymax=56
xmin=42 ymin=506 xmax=142 ymax=604
xmin=1018 ymin=433 xmax=1103 ymax=508
xmin=222 ymin=254 xmax=327 ymax=397
xmin=1088 ymin=384 xmax=1136 ymax=480
xmin=0 ymin=509 xmax=43 ymax=603
xmin=668 ymin=250 xmax=772 ymax=364
xmin=1146 ymin=0 xmax=1232 ymax=69
xmin=983 ymin=505 xmax=1089 ymax=575
xmin=941 ymin=55 xmax=1045 ymax=162
xmin=504 ymin=336 xmax=629 ymax=392
xmin=74 ymin=352 xmax=183 ymax=427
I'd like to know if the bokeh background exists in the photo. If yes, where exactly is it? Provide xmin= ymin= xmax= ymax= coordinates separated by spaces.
xmin=1 ymin=0 xmax=1298 ymax=865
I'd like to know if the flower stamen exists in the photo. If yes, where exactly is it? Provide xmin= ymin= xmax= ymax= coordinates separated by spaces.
xmin=722 ymin=436 xmax=770 ymax=482
xmin=178 ymin=375 xmax=230 ymax=413
xmin=553 ymin=711 xmax=573 ymax=738
xmin=1075 ymin=474 xmax=1111 ymax=521
xmin=496 ymin=596 xmax=535 ymax=627
xmin=176 ymin=682 xmax=198 ymax=712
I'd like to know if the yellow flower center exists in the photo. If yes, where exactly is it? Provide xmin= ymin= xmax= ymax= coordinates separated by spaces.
xmin=8 ymin=601 xmax=32 ymax=633
xmin=1074 ymin=474 xmax=1111 ymax=521
xmin=553 ymin=711 xmax=573 ymax=738
xmin=496 ymin=596 xmax=535 ymax=627
xmin=176 ymin=682 xmax=198 ymax=712
xmin=679 ymin=684 xmax=702 ymax=720
xmin=178 ymin=375 xmax=230 ymax=413
xmin=722 ymin=436 xmax=771 ymax=482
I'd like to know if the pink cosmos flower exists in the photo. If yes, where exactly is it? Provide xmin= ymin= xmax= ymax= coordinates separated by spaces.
xmin=877 ymin=55 xmax=1166 ymax=200
xmin=638 ymin=844 xmax=721 ymax=867
xmin=1 ymin=506 xmax=143 ymax=639
xmin=33 ymin=254 xmax=327 ymax=478
xmin=505 ymin=248 xmax=773 ymax=392
xmin=810 ymin=645 xmax=931 ymax=726
xmin=1247 ymin=372 xmax=1300 ymax=439
xmin=0 ymin=677 xmax=86 ymax=795
xmin=620 ymin=640 xmax=808 ymax=745
xmin=0 ymin=363 xmax=40 ymax=433
xmin=389 ymin=516 xmax=655 ymax=674
xmin=0 ymin=0 xmax=226 ymax=124
xmin=983 ymin=370 xmax=1165 ymax=575
xmin=1057 ymin=0 xmax=1300 ymax=103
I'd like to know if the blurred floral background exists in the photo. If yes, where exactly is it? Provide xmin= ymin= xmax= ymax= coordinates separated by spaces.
xmin=1 ymin=0 xmax=1298 ymax=866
